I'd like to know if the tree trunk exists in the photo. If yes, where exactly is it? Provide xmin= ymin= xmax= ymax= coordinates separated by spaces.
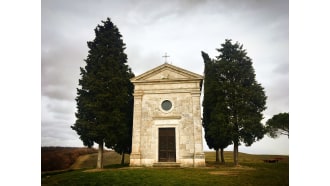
xmin=215 ymin=149 xmax=220 ymax=163
xmin=96 ymin=141 xmax=104 ymax=169
xmin=121 ymin=151 xmax=125 ymax=165
xmin=220 ymin=148 xmax=225 ymax=163
xmin=233 ymin=141 xmax=239 ymax=166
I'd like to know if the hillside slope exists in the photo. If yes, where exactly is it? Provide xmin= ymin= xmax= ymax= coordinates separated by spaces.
xmin=70 ymin=151 xmax=130 ymax=169
xmin=42 ymin=147 xmax=288 ymax=172
xmin=41 ymin=147 xmax=97 ymax=172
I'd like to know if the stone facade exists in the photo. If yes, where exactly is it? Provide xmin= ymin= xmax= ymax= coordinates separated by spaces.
xmin=130 ymin=63 xmax=205 ymax=167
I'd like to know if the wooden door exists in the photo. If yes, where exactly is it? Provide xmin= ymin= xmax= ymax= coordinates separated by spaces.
xmin=159 ymin=128 xmax=176 ymax=162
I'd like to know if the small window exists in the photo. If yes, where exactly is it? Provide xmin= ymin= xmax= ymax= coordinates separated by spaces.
xmin=161 ymin=100 xmax=172 ymax=111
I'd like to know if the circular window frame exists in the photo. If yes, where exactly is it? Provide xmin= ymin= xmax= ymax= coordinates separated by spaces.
xmin=160 ymin=99 xmax=174 ymax=113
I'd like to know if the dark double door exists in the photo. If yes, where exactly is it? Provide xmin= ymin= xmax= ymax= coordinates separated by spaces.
xmin=159 ymin=128 xmax=176 ymax=162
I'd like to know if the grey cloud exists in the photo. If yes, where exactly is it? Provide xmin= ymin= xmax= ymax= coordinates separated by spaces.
xmin=42 ymin=113 xmax=74 ymax=128
xmin=264 ymin=76 xmax=289 ymax=117
xmin=45 ymin=99 xmax=76 ymax=115
xmin=127 ymin=0 xmax=288 ymax=25
xmin=42 ymin=97 xmax=76 ymax=134
xmin=42 ymin=81 xmax=77 ymax=100
xmin=42 ymin=135 xmax=82 ymax=147
xmin=212 ymin=0 xmax=288 ymax=18
xmin=116 ymin=0 xmax=205 ymax=25
xmin=41 ymin=119 xmax=79 ymax=146
xmin=126 ymin=47 xmax=169 ymax=76
xmin=53 ymin=113 xmax=75 ymax=121
xmin=41 ymin=118 xmax=84 ymax=147
xmin=41 ymin=38 xmax=86 ymax=101
xmin=45 ymin=130 xmax=77 ymax=141
xmin=273 ymin=62 xmax=289 ymax=75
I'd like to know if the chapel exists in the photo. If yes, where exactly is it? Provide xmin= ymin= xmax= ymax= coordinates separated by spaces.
xmin=129 ymin=62 xmax=205 ymax=167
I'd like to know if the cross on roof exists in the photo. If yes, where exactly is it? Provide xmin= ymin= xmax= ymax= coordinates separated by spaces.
xmin=162 ymin=52 xmax=170 ymax=63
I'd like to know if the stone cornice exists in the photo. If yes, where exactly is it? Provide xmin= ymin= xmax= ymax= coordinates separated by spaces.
xmin=131 ymin=63 xmax=203 ymax=83
xmin=133 ymin=90 xmax=144 ymax=97
xmin=132 ymin=78 xmax=202 ymax=84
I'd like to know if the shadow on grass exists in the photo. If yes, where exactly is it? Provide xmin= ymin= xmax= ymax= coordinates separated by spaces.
xmin=42 ymin=164 xmax=130 ymax=178
xmin=206 ymin=161 xmax=236 ymax=168
xmin=103 ymin=163 xmax=129 ymax=169
xmin=41 ymin=169 xmax=75 ymax=178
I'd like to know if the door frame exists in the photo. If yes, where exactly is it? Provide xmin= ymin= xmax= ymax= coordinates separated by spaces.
xmin=153 ymin=121 xmax=180 ymax=163
xmin=158 ymin=128 xmax=176 ymax=162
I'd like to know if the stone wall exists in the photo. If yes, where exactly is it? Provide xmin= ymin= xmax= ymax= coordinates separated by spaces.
xmin=130 ymin=63 xmax=205 ymax=167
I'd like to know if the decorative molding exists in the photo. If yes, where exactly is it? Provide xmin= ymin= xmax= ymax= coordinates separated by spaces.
xmin=131 ymin=63 xmax=203 ymax=83
xmin=152 ymin=115 xmax=182 ymax=120
xmin=133 ymin=90 xmax=144 ymax=97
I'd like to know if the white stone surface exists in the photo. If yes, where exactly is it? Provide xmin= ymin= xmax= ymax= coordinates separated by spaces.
xmin=130 ymin=63 xmax=205 ymax=167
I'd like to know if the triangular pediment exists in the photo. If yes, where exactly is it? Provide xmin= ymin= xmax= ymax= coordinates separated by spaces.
xmin=131 ymin=63 xmax=203 ymax=83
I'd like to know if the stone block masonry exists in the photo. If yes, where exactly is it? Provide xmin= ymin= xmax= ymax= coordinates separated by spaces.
xmin=130 ymin=63 xmax=205 ymax=167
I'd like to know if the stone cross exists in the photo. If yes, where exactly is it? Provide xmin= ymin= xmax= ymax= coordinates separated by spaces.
xmin=162 ymin=52 xmax=170 ymax=63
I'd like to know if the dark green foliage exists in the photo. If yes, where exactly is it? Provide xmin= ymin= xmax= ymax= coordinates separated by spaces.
xmin=71 ymin=18 xmax=134 ymax=161
xmin=202 ymin=39 xmax=267 ymax=165
xmin=202 ymin=51 xmax=232 ymax=162
xmin=265 ymin=112 xmax=289 ymax=138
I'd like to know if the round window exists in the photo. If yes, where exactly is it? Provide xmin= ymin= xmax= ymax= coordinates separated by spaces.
xmin=161 ymin=100 xmax=172 ymax=111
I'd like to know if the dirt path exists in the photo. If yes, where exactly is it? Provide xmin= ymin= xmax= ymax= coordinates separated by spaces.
xmin=70 ymin=154 xmax=90 ymax=169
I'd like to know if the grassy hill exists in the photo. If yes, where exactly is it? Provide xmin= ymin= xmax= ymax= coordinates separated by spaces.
xmin=205 ymin=151 xmax=289 ymax=164
xmin=42 ymin=149 xmax=289 ymax=186
xmin=70 ymin=151 xmax=130 ymax=169
xmin=41 ymin=147 xmax=98 ymax=171
xmin=42 ymin=147 xmax=288 ymax=172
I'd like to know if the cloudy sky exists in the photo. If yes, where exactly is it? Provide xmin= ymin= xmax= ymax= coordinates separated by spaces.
xmin=41 ymin=0 xmax=289 ymax=155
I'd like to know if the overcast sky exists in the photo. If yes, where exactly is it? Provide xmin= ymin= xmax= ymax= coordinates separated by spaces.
xmin=41 ymin=0 xmax=289 ymax=155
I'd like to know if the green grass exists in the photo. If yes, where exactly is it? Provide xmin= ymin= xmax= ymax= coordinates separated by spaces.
xmin=42 ymin=151 xmax=288 ymax=186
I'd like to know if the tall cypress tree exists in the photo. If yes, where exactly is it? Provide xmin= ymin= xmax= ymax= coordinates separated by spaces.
xmin=71 ymin=18 xmax=134 ymax=168
xmin=202 ymin=51 xmax=232 ymax=163
xmin=202 ymin=39 xmax=267 ymax=166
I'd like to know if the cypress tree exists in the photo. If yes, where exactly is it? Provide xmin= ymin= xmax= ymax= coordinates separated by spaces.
xmin=71 ymin=18 xmax=134 ymax=168
xmin=202 ymin=51 xmax=232 ymax=163
xmin=202 ymin=39 xmax=267 ymax=166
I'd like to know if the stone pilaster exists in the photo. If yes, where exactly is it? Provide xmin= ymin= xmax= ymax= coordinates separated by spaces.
xmin=191 ymin=89 xmax=205 ymax=167
xmin=130 ymin=90 xmax=143 ymax=166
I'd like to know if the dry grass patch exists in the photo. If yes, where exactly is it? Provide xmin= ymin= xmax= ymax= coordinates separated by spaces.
xmin=70 ymin=154 xmax=90 ymax=169
xmin=208 ymin=165 xmax=255 ymax=176
xmin=208 ymin=171 xmax=239 ymax=176
xmin=229 ymin=165 xmax=256 ymax=170
xmin=83 ymin=169 xmax=108 ymax=173
xmin=41 ymin=147 xmax=98 ymax=171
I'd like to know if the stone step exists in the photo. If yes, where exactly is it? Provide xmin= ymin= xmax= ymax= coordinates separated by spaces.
xmin=153 ymin=162 xmax=181 ymax=167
